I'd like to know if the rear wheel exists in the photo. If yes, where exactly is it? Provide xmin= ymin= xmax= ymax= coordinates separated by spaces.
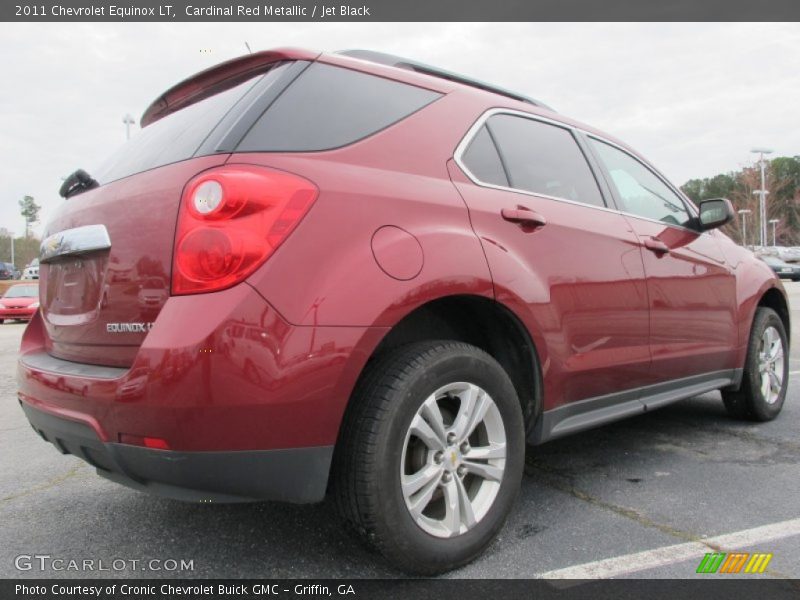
xmin=722 ymin=307 xmax=788 ymax=421
xmin=0 ymin=319 xmax=4 ymax=324
xmin=333 ymin=341 xmax=525 ymax=575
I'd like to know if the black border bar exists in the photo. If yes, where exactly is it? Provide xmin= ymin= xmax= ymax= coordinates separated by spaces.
xmin=5 ymin=579 xmax=800 ymax=600
xmin=3 ymin=0 xmax=800 ymax=22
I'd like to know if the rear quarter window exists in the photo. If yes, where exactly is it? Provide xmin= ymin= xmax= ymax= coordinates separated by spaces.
xmin=236 ymin=63 xmax=442 ymax=152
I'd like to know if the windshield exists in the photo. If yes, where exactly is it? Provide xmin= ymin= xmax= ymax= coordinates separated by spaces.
xmin=4 ymin=285 xmax=38 ymax=298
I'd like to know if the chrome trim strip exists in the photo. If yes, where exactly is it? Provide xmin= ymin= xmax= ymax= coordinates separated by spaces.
xmin=40 ymin=224 xmax=111 ymax=263
xmin=452 ymin=107 xmax=704 ymax=235
xmin=19 ymin=351 xmax=127 ymax=380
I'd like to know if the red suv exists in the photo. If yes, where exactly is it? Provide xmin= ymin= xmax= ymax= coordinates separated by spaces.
xmin=18 ymin=48 xmax=789 ymax=574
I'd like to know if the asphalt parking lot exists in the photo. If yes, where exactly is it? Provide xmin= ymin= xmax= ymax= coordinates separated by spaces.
xmin=2 ymin=285 xmax=800 ymax=580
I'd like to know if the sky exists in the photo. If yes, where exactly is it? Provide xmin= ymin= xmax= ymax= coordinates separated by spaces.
xmin=0 ymin=22 xmax=798 ymax=239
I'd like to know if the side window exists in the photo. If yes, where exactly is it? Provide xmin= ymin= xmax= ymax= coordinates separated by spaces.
xmin=237 ymin=63 xmax=441 ymax=152
xmin=460 ymin=125 xmax=509 ymax=187
xmin=589 ymin=138 xmax=692 ymax=227
xmin=484 ymin=114 xmax=605 ymax=207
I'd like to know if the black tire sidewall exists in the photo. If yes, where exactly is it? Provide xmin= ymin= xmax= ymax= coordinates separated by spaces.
xmin=370 ymin=347 xmax=525 ymax=572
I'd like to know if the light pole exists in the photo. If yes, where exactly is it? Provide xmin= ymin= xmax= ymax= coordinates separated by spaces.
xmin=8 ymin=231 xmax=14 ymax=272
xmin=738 ymin=209 xmax=751 ymax=248
xmin=769 ymin=219 xmax=780 ymax=247
xmin=751 ymin=147 xmax=773 ymax=248
xmin=123 ymin=114 xmax=135 ymax=140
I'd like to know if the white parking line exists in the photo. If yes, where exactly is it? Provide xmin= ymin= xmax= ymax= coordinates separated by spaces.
xmin=538 ymin=517 xmax=800 ymax=579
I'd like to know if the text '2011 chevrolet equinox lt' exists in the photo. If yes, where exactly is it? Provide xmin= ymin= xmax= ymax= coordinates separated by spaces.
xmin=18 ymin=48 xmax=790 ymax=574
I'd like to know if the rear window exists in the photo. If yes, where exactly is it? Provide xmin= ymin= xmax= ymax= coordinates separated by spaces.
xmin=94 ymin=63 xmax=292 ymax=184
xmin=237 ymin=63 xmax=441 ymax=152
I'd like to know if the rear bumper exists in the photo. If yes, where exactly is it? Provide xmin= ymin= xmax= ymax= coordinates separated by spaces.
xmin=20 ymin=398 xmax=333 ymax=503
xmin=17 ymin=283 xmax=388 ymax=502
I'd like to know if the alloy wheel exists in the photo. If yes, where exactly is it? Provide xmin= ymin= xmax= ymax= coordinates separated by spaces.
xmin=757 ymin=325 xmax=785 ymax=405
xmin=400 ymin=382 xmax=507 ymax=538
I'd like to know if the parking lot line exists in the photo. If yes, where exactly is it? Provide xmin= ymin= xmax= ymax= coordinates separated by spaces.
xmin=538 ymin=517 xmax=800 ymax=579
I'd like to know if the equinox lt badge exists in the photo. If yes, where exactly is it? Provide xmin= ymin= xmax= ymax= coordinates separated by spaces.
xmin=106 ymin=322 xmax=154 ymax=333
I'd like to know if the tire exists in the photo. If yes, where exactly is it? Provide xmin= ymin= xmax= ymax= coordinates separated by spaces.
xmin=332 ymin=341 xmax=525 ymax=575
xmin=0 ymin=319 xmax=4 ymax=324
xmin=722 ymin=307 xmax=789 ymax=421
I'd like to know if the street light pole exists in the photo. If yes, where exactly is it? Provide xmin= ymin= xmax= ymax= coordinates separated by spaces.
xmin=751 ymin=147 xmax=773 ymax=248
xmin=123 ymin=114 xmax=135 ymax=140
xmin=738 ymin=209 xmax=751 ymax=248
xmin=769 ymin=219 xmax=779 ymax=247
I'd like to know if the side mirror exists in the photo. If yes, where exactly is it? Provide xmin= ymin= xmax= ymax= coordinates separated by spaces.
xmin=697 ymin=198 xmax=735 ymax=231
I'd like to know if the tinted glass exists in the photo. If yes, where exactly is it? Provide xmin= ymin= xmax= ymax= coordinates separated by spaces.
xmin=461 ymin=125 xmax=509 ymax=187
xmin=590 ymin=139 xmax=691 ymax=227
xmin=93 ymin=66 xmax=290 ymax=184
xmin=486 ymin=115 xmax=604 ymax=207
xmin=238 ymin=63 xmax=441 ymax=152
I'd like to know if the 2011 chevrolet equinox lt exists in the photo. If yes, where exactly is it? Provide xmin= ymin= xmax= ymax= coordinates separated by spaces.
xmin=18 ymin=48 xmax=790 ymax=574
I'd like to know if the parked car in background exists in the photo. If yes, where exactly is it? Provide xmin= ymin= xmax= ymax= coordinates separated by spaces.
xmin=760 ymin=255 xmax=800 ymax=281
xmin=760 ymin=246 xmax=800 ymax=264
xmin=0 ymin=262 xmax=19 ymax=280
xmin=0 ymin=283 xmax=39 ymax=323
xmin=17 ymin=48 xmax=791 ymax=575
xmin=22 ymin=258 xmax=39 ymax=279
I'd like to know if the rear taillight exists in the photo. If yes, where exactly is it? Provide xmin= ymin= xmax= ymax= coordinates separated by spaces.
xmin=172 ymin=165 xmax=318 ymax=295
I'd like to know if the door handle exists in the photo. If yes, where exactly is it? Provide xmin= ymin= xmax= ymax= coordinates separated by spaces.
xmin=643 ymin=237 xmax=670 ymax=255
xmin=501 ymin=207 xmax=547 ymax=228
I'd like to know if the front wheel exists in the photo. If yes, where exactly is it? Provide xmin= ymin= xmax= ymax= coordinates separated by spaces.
xmin=722 ymin=307 xmax=789 ymax=421
xmin=333 ymin=341 xmax=525 ymax=575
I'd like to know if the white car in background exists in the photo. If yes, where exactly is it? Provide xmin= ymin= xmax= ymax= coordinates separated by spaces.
xmin=21 ymin=258 xmax=39 ymax=280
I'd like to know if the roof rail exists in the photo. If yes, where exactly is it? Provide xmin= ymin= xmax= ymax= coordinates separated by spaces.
xmin=337 ymin=49 xmax=553 ymax=111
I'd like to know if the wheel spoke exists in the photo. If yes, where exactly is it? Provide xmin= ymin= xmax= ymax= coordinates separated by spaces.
xmin=402 ymin=463 xmax=442 ymax=498
xmin=463 ymin=460 xmax=504 ymax=482
xmin=441 ymin=477 xmax=462 ymax=536
xmin=406 ymin=472 xmax=440 ymax=517
xmin=420 ymin=394 xmax=447 ymax=447
xmin=453 ymin=384 xmax=490 ymax=442
xmin=454 ymin=475 xmax=477 ymax=530
xmin=769 ymin=341 xmax=784 ymax=363
xmin=763 ymin=327 xmax=775 ymax=350
xmin=466 ymin=442 xmax=506 ymax=461
xmin=410 ymin=414 xmax=445 ymax=451
xmin=761 ymin=372 xmax=771 ymax=400
xmin=768 ymin=370 xmax=782 ymax=393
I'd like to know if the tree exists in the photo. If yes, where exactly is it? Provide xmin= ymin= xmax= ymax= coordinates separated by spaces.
xmin=682 ymin=157 xmax=800 ymax=246
xmin=19 ymin=195 xmax=40 ymax=238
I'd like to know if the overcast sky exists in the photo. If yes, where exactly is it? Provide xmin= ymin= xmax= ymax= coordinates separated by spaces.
xmin=1 ymin=22 xmax=798 ymax=240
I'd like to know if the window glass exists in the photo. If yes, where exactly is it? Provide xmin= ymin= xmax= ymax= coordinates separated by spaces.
xmin=93 ymin=67 xmax=287 ymax=184
xmin=485 ymin=114 xmax=604 ymax=207
xmin=4 ymin=285 xmax=37 ymax=298
xmin=238 ymin=63 xmax=441 ymax=152
xmin=461 ymin=125 xmax=508 ymax=187
xmin=589 ymin=139 xmax=691 ymax=227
